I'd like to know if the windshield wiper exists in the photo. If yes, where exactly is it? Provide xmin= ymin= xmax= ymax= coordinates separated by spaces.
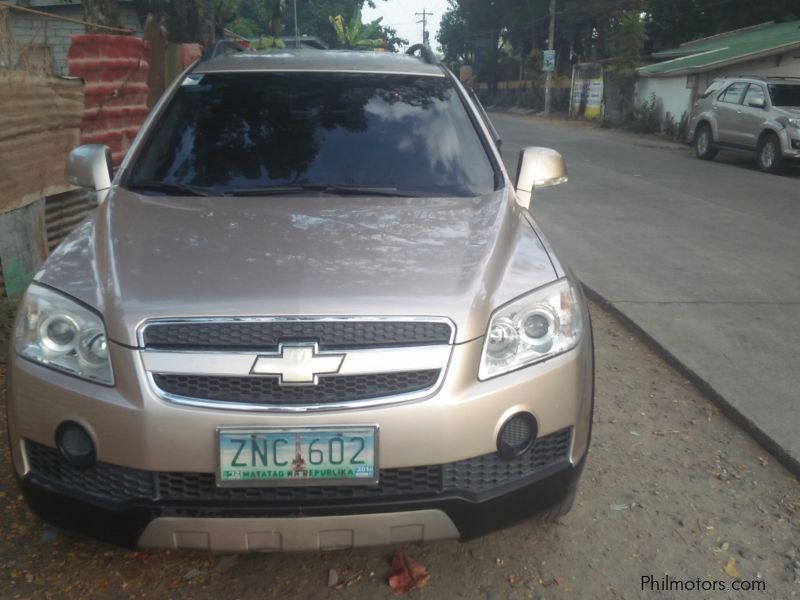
xmin=127 ymin=181 xmax=218 ymax=197
xmin=231 ymin=184 xmax=425 ymax=197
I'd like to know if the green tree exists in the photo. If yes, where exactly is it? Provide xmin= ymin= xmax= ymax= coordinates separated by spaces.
xmin=225 ymin=0 xmax=404 ymax=50
xmin=437 ymin=0 xmax=470 ymax=64
xmin=329 ymin=11 xmax=407 ymax=52
xmin=329 ymin=7 xmax=385 ymax=49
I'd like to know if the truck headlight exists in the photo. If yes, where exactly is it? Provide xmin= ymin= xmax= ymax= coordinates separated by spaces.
xmin=479 ymin=279 xmax=584 ymax=380
xmin=787 ymin=118 xmax=800 ymax=129
xmin=14 ymin=284 xmax=114 ymax=385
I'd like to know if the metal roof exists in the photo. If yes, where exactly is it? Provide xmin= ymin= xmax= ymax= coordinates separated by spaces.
xmin=193 ymin=49 xmax=444 ymax=77
xmin=638 ymin=20 xmax=800 ymax=77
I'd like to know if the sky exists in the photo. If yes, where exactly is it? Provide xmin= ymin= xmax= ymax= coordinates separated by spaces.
xmin=362 ymin=0 xmax=451 ymax=50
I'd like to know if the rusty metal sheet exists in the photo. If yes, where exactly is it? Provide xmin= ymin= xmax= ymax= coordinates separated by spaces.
xmin=68 ymin=34 xmax=151 ymax=166
xmin=45 ymin=188 xmax=96 ymax=251
xmin=0 ymin=71 xmax=84 ymax=215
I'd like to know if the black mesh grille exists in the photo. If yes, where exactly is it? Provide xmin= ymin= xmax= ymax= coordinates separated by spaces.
xmin=143 ymin=320 xmax=452 ymax=350
xmin=24 ymin=428 xmax=570 ymax=504
xmin=443 ymin=428 xmax=571 ymax=493
xmin=155 ymin=466 xmax=442 ymax=501
xmin=501 ymin=415 xmax=535 ymax=447
xmin=25 ymin=440 xmax=154 ymax=501
xmin=152 ymin=370 xmax=440 ymax=405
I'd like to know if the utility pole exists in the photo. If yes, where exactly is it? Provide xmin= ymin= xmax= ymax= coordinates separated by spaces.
xmin=415 ymin=8 xmax=433 ymax=46
xmin=293 ymin=0 xmax=299 ymax=47
xmin=544 ymin=0 xmax=556 ymax=116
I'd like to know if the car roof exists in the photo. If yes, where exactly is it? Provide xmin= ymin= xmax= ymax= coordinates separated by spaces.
xmin=193 ymin=48 xmax=445 ymax=78
xmin=715 ymin=75 xmax=800 ymax=84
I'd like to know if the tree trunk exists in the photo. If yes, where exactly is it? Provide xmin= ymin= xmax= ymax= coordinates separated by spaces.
xmin=268 ymin=0 xmax=284 ymax=37
xmin=82 ymin=0 xmax=123 ymax=33
xmin=135 ymin=0 xmax=212 ymax=46
xmin=488 ymin=28 xmax=500 ymax=95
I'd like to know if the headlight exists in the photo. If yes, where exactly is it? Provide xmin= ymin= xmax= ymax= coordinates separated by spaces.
xmin=788 ymin=118 xmax=800 ymax=129
xmin=479 ymin=279 xmax=583 ymax=380
xmin=14 ymin=284 xmax=114 ymax=385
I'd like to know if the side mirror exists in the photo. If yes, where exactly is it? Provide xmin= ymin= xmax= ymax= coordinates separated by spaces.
xmin=66 ymin=144 xmax=112 ymax=191
xmin=748 ymin=97 xmax=766 ymax=109
xmin=515 ymin=147 xmax=568 ymax=209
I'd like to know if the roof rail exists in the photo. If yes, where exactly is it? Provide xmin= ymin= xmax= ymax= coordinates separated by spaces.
xmin=406 ymin=44 xmax=439 ymax=65
xmin=200 ymin=40 xmax=248 ymax=62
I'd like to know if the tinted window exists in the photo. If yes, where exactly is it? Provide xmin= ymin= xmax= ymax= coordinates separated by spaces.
xmin=768 ymin=84 xmax=800 ymax=107
xmin=742 ymin=84 xmax=765 ymax=106
xmin=127 ymin=72 xmax=497 ymax=196
xmin=700 ymin=79 xmax=723 ymax=98
xmin=717 ymin=82 xmax=747 ymax=104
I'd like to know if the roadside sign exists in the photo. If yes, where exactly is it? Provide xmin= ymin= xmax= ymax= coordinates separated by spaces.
xmin=543 ymin=50 xmax=556 ymax=72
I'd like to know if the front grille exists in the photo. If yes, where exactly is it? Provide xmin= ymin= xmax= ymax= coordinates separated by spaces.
xmin=142 ymin=320 xmax=453 ymax=350
xmin=25 ymin=428 xmax=571 ymax=504
xmin=153 ymin=370 xmax=440 ymax=405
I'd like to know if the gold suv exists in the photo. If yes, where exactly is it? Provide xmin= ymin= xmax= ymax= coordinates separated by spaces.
xmin=8 ymin=44 xmax=593 ymax=551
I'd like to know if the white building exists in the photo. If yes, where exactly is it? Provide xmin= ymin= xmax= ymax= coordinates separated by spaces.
xmin=636 ymin=21 xmax=800 ymax=134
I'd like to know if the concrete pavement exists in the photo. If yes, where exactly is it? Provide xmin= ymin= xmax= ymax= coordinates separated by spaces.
xmin=491 ymin=112 xmax=800 ymax=477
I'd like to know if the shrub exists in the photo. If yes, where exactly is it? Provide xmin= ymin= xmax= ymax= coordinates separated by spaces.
xmin=632 ymin=92 xmax=661 ymax=133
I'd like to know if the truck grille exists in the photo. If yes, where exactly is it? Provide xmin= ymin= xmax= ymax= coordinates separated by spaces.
xmin=25 ymin=428 xmax=571 ymax=504
xmin=142 ymin=319 xmax=453 ymax=350
xmin=152 ymin=370 xmax=440 ymax=405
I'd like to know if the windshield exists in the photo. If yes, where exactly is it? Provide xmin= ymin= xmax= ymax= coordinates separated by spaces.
xmin=126 ymin=72 xmax=498 ymax=197
xmin=768 ymin=84 xmax=800 ymax=107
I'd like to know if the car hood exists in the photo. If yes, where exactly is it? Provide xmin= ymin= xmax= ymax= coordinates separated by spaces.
xmin=775 ymin=106 xmax=800 ymax=119
xmin=36 ymin=187 xmax=558 ymax=346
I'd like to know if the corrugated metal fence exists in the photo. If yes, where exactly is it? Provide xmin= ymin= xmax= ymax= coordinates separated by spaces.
xmin=45 ymin=189 xmax=96 ymax=252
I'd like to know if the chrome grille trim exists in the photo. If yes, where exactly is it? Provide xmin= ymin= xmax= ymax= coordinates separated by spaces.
xmin=142 ymin=345 xmax=451 ymax=377
xmin=138 ymin=317 xmax=455 ymax=412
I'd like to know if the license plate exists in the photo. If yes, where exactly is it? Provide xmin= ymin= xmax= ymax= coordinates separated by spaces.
xmin=216 ymin=427 xmax=378 ymax=487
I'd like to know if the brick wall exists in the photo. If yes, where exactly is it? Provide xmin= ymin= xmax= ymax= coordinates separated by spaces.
xmin=6 ymin=3 xmax=143 ymax=75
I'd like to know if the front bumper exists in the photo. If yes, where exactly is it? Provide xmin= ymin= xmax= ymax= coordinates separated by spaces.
xmin=779 ymin=127 xmax=800 ymax=158
xmin=8 ymin=313 xmax=593 ymax=550
xmin=19 ymin=451 xmax=584 ymax=550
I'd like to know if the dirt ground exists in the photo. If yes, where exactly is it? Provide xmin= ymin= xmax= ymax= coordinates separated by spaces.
xmin=1 ymin=301 xmax=798 ymax=599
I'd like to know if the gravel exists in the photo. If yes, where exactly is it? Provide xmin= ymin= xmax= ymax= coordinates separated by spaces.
xmin=1 ymin=301 xmax=798 ymax=598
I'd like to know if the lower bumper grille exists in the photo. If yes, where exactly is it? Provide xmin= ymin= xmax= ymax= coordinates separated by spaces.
xmin=25 ymin=440 xmax=154 ymax=501
xmin=152 ymin=370 xmax=440 ymax=405
xmin=25 ymin=428 xmax=571 ymax=504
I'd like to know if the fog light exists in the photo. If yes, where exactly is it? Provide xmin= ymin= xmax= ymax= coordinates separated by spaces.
xmin=497 ymin=413 xmax=537 ymax=458
xmin=56 ymin=421 xmax=95 ymax=469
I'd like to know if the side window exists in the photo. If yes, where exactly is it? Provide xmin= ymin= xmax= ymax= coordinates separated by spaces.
xmin=700 ymin=79 xmax=722 ymax=98
xmin=742 ymin=84 xmax=766 ymax=107
xmin=717 ymin=82 xmax=747 ymax=104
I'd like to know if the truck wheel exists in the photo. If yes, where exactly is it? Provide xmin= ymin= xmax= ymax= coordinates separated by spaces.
xmin=756 ymin=133 xmax=785 ymax=173
xmin=695 ymin=125 xmax=717 ymax=160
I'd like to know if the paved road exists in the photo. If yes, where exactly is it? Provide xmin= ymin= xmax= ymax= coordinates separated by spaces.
xmin=492 ymin=112 xmax=800 ymax=476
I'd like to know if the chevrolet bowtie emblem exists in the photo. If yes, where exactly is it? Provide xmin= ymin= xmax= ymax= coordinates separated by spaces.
xmin=250 ymin=344 xmax=345 ymax=385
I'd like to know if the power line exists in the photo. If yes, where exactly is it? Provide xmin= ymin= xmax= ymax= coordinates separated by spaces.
xmin=415 ymin=8 xmax=433 ymax=45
